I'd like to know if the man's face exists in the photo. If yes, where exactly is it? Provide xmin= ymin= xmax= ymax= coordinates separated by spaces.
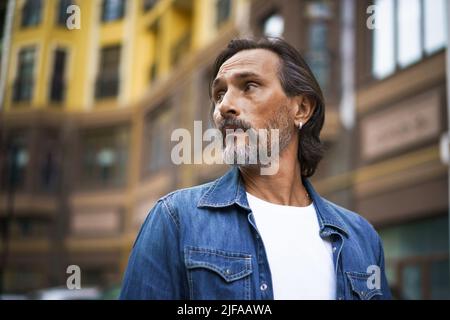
xmin=211 ymin=49 xmax=296 ymax=165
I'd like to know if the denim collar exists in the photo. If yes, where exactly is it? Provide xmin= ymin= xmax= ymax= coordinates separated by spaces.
xmin=197 ymin=166 xmax=349 ymax=237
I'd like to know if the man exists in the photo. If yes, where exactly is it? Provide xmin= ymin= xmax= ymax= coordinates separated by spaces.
xmin=119 ymin=38 xmax=392 ymax=300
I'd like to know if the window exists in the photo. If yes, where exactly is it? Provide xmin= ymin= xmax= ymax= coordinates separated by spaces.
xmin=397 ymin=0 xmax=421 ymax=68
xmin=0 ymin=217 xmax=50 ymax=244
xmin=148 ymin=19 xmax=160 ymax=83
xmin=216 ymin=0 xmax=231 ymax=28
xmin=13 ymin=47 xmax=35 ymax=103
xmin=306 ymin=21 xmax=330 ymax=92
xmin=143 ymin=0 xmax=158 ymax=11
xmin=0 ymin=1 xmax=7 ymax=40
xmin=150 ymin=63 xmax=157 ymax=83
xmin=143 ymin=104 xmax=173 ymax=175
xmin=372 ymin=0 xmax=448 ymax=79
xmin=21 ymin=0 xmax=42 ymax=27
xmin=95 ymin=45 xmax=121 ymax=99
xmin=102 ymin=0 xmax=125 ymax=22
xmin=424 ymin=0 xmax=447 ymax=54
xmin=39 ymin=130 xmax=60 ymax=192
xmin=40 ymin=149 xmax=59 ymax=192
xmin=379 ymin=215 xmax=450 ymax=299
xmin=81 ymin=126 xmax=129 ymax=189
xmin=56 ymin=0 xmax=74 ymax=26
xmin=9 ymin=217 xmax=50 ymax=239
xmin=201 ymin=68 xmax=215 ymax=130
xmin=50 ymin=49 xmax=67 ymax=103
xmin=373 ymin=0 xmax=395 ymax=79
xmin=171 ymin=32 xmax=191 ymax=67
xmin=262 ymin=13 xmax=284 ymax=38
xmin=304 ymin=1 xmax=332 ymax=94
xmin=1 ymin=132 xmax=29 ymax=191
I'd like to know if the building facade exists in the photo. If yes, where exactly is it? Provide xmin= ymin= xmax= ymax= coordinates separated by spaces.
xmin=0 ymin=0 xmax=247 ymax=293
xmin=247 ymin=0 xmax=449 ymax=299
xmin=0 ymin=0 xmax=449 ymax=299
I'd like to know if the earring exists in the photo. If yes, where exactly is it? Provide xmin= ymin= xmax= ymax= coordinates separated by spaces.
xmin=298 ymin=122 xmax=303 ymax=130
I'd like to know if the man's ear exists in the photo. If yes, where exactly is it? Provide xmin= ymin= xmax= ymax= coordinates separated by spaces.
xmin=293 ymin=95 xmax=316 ymax=127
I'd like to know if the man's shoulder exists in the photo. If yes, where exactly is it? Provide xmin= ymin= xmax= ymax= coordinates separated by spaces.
xmin=141 ymin=180 xmax=218 ymax=230
xmin=157 ymin=179 xmax=217 ymax=211
xmin=321 ymin=198 xmax=381 ymax=244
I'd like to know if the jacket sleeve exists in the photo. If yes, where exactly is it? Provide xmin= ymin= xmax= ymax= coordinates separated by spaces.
xmin=377 ymin=235 xmax=393 ymax=300
xmin=119 ymin=198 xmax=186 ymax=300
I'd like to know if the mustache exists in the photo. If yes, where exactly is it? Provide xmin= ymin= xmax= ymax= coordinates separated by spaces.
xmin=217 ymin=117 xmax=253 ymax=134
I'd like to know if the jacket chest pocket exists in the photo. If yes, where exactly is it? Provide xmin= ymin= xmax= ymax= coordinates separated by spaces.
xmin=345 ymin=271 xmax=383 ymax=300
xmin=184 ymin=246 xmax=253 ymax=300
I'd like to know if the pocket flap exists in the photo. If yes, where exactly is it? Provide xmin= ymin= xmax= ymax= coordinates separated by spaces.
xmin=346 ymin=271 xmax=383 ymax=300
xmin=185 ymin=247 xmax=253 ymax=283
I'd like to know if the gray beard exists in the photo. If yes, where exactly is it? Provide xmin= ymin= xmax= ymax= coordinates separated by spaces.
xmin=222 ymin=128 xmax=293 ymax=167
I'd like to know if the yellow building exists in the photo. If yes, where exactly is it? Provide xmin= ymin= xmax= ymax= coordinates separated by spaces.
xmin=0 ymin=0 xmax=250 ymax=293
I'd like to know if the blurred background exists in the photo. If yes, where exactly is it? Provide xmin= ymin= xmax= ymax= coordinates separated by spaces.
xmin=0 ymin=0 xmax=449 ymax=300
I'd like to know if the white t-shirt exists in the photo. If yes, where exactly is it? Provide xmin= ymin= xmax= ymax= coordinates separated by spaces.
xmin=246 ymin=192 xmax=336 ymax=300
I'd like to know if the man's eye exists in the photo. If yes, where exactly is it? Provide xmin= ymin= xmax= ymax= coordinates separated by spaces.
xmin=215 ymin=91 xmax=225 ymax=102
xmin=244 ymin=82 xmax=258 ymax=92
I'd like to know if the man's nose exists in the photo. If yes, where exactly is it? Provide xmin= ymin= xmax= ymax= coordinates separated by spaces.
xmin=219 ymin=91 xmax=240 ymax=117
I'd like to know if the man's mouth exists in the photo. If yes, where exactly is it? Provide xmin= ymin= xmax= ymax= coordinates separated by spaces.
xmin=219 ymin=118 xmax=252 ymax=137
xmin=223 ymin=124 xmax=241 ymax=131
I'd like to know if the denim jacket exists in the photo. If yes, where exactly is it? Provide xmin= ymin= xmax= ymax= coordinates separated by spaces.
xmin=120 ymin=167 xmax=392 ymax=300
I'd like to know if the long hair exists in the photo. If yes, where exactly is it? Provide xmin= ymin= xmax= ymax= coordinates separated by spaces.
xmin=210 ymin=37 xmax=325 ymax=178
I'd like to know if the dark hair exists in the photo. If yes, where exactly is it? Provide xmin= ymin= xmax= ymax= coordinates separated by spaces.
xmin=210 ymin=37 xmax=325 ymax=178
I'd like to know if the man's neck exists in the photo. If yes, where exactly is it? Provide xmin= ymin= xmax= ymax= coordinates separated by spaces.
xmin=239 ymin=145 xmax=311 ymax=207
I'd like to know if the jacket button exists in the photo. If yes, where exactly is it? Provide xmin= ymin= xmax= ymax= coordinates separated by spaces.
xmin=225 ymin=269 xmax=231 ymax=275
xmin=332 ymin=246 xmax=337 ymax=252
xmin=260 ymin=283 xmax=268 ymax=291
